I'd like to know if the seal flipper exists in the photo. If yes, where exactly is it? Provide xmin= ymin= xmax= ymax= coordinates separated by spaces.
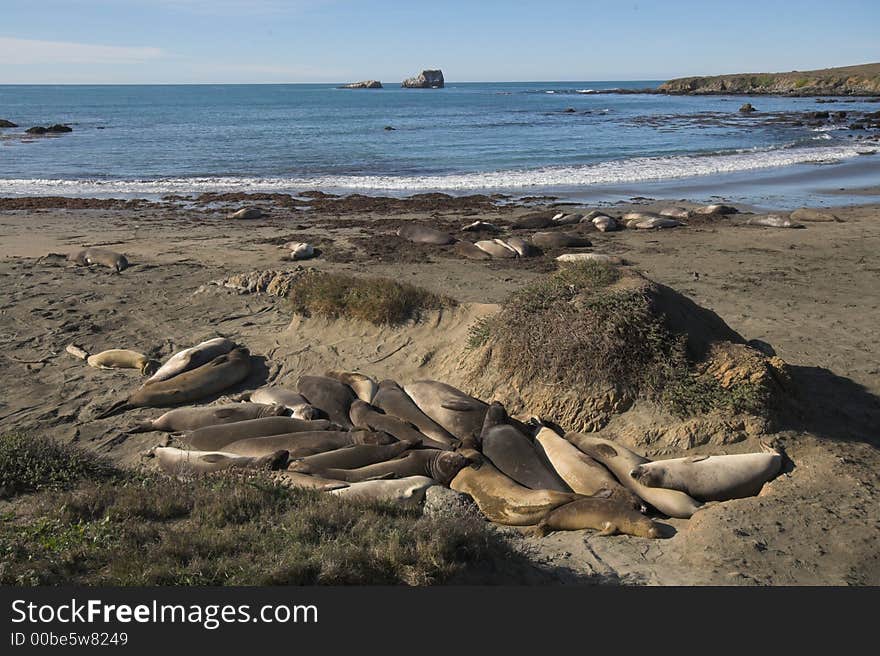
xmin=94 ymin=399 xmax=133 ymax=420
xmin=441 ymin=399 xmax=484 ymax=412
xmin=125 ymin=420 xmax=156 ymax=434
xmin=598 ymin=522 xmax=619 ymax=537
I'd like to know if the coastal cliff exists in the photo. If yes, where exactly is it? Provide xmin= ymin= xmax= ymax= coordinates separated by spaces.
xmin=659 ymin=62 xmax=880 ymax=96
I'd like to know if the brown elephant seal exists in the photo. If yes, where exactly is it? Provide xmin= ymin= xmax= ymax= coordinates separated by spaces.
xmin=372 ymin=380 xmax=458 ymax=446
xmin=330 ymin=476 xmax=436 ymax=507
xmin=635 ymin=217 xmax=682 ymax=229
xmin=461 ymin=220 xmax=500 ymax=232
xmin=552 ymin=213 xmax=584 ymax=226
xmin=297 ymin=375 xmax=356 ymax=429
xmin=629 ymin=443 xmax=783 ymax=501
xmin=299 ymin=450 xmax=470 ymax=485
xmin=183 ymin=416 xmax=337 ymax=451
xmin=693 ymin=204 xmax=737 ymax=216
xmin=147 ymin=337 xmax=236 ymax=384
xmin=281 ymin=242 xmax=315 ymax=261
xmin=482 ymin=424 xmax=570 ymax=492
xmin=154 ymin=446 xmax=288 ymax=476
xmin=534 ymin=497 xmax=666 ymax=538
xmin=350 ymin=400 xmax=452 ymax=450
xmin=505 ymin=236 xmax=540 ymax=257
xmin=271 ymin=471 xmax=349 ymax=492
xmin=591 ymin=215 xmax=619 ymax=232
xmin=454 ymin=241 xmax=492 ymax=260
xmin=533 ymin=426 xmax=624 ymax=496
xmin=450 ymin=456 xmax=579 ymax=526
xmin=127 ymin=402 xmax=287 ymax=433
xmin=565 ymin=433 xmax=701 ymax=519
xmin=239 ymin=387 xmax=320 ymax=420
xmin=87 ymin=349 xmax=159 ymax=376
xmin=513 ymin=213 xmax=554 ymax=229
xmin=621 ymin=211 xmax=661 ymax=222
xmin=288 ymin=441 xmax=412 ymax=472
xmin=68 ymin=247 xmax=129 ymax=272
xmin=228 ymin=207 xmax=266 ymax=220
xmin=474 ymin=239 xmax=517 ymax=258
xmin=324 ymin=370 xmax=377 ymax=403
xmin=403 ymin=380 xmax=488 ymax=443
xmin=658 ymin=207 xmax=690 ymax=220
xmin=530 ymin=232 xmax=592 ymax=249
xmin=95 ymin=348 xmax=252 ymax=419
xmin=222 ymin=430 xmax=395 ymax=458
xmin=397 ymin=224 xmax=455 ymax=245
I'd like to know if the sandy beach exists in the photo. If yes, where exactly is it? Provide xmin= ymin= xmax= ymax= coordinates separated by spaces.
xmin=1 ymin=192 xmax=877 ymax=585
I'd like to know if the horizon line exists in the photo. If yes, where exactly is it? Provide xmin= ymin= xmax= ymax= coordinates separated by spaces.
xmin=0 ymin=79 xmax=664 ymax=86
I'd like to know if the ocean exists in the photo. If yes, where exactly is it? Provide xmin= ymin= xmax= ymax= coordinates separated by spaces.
xmin=1 ymin=81 xmax=878 ymax=204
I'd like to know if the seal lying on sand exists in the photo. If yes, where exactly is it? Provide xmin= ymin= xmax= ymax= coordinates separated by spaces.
xmin=397 ymin=224 xmax=455 ymax=245
xmin=634 ymin=217 xmax=682 ymax=229
xmin=147 ymin=337 xmax=236 ymax=384
xmin=221 ymin=430 xmax=395 ymax=458
xmin=127 ymin=402 xmax=287 ymax=433
xmin=95 ymin=347 xmax=252 ymax=418
xmin=237 ymin=387 xmax=319 ymax=420
xmin=556 ymin=252 xmax=624 ymax=264
xmin=372 ymin=380 xmax=458 ymax=446
xmin=745 ymin=214 xmax=803 ymax=228
xmin=474 ymin=239 xmax=517 ymax=258
xmin=629 ymin=443 xmax=783 ymax=501
xmin=299 ymin=450 xmax=470 ymax=485
xmin=350 ymin=400 xmax=452 ymax=450
xmin=403 ymin=380 xmax=488 ymax=443
xmin=324 ymin=370 xmax=377 ymax=403
xmin=87 ymin=349 xmax=159 ymax=376
xmin=68 ymin=248 xmax=129 ymax=272
xmin=272 ymin=471 xmax=349 ymax=491
xmin=288 ymin=441 xmax=412 ymax=472
xmin=297 ymin=375 xmax=356 ymax=429
xmin=154 ymin=446 xmax=288 ymax=476
xmin=454 ymin=241 xmax=492 ymax=260
xmin=228 ymin=207 xmax=266 ymax=220
xmin=183 ymin=416 xmax=336 ymax=451
xmin=530 ymin=232 xmax=592 ymax=249
xmin=534 ymin=497 xmax=666 ymax=538
xmin=533 ymin=426 xmax=624 ymax=496
xmin=482 ymin=424 xmax=571 ymax=492
xmin=330 ymin=476 xmax=436 ymax=507
xmin=565 ymin=433 xmax=701 ymax=519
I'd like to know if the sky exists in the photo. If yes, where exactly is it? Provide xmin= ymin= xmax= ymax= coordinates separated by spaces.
xmin=1 ymin=0 xmax=878 ymax=84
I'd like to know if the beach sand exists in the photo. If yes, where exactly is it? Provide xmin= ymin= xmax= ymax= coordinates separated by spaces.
xmin=1 ymin=193 xmax=878 ymax=585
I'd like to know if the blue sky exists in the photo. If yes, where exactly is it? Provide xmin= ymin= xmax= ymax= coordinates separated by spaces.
xmin=1 ymin=0 xmax=878 ymax=84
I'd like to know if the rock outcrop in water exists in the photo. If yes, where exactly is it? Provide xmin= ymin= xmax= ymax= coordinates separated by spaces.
xmin=339 ymin=80 xmax=383 ymax=89
xmin=0 ymin=119 xmax=17 ymax=128
xmin=402 ymin=69 xmax=444 ymax=89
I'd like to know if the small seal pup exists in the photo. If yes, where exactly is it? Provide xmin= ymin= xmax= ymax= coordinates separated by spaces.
xmin=330 ymin=476 xmax=436 ymax=508
xmin=68 ymin=247 xmax=129 ymax=272
xmin=396 ymin=224 xmax=455 ymax=245
xmin=288 ymin=441 xmax=412 ymax=472
xmin=403 ymin=380 xmax=488 ymax=443
xmin=534 ymin=497 xmax=666 ymax=538
xmin=297 ymin=375 xmax=357 ymax=429
xmin=95 ymin=347 xmax=252 ymax=418
xmin=183 ymin=416 xmax=337 ymax=451
xmin=349 ymin=400 xmax=452 ymax=450
xmin=237 ymin=387 xmax=320 ymax=420
xmin=629 ymin=442 xmax=783 ymax=501
xmin=533 ymin=426 xmax=624 ymax=496
xmin=372 ymin=380 xmax=458 ymax=446
xmin=87 ymin=349 xmax=159 ymax=376
xmin=324 ymin=370 xmax=378 ymax=403
xmin=127 ymin=402 xmax=287 ymax=433
xmin=565 ymin=433 xmax=701 ymax=519
xmin=298 ymin=450 xmax=471 ymax=485
xmin=222 ymin=430 xmax=395 ymax=458
xmin=450 ymin=454 xmax=579 ymax=526
xmin=482 ymin=423 xmax=571 ymax=492
xmin=147 ymin=337 xmax=236 ymax=384
xmin=154 ymin=446 xmax=288 ymax=476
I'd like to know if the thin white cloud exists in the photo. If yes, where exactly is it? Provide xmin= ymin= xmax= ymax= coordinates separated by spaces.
xmin=0 ymin=37 xmax=163 ymax=65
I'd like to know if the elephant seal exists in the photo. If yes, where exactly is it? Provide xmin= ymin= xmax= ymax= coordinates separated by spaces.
xmin=299 ymin=450 xmax=471 ymax=485
xmin=372 ymin=380 xmax=458 ymax=446
xmin=513 ymin=213 xmax=554 ymax=229
xmin=288 ymin=441 xmax=412 ymax=472
xmin=147 ymin=337 xmax=236 ymax=384
xmin=591 ymin=215 xmax=619 ymax=232
xmin=183 ymin=416 xmax=336 ymax=451
xmin=450 ymin=456 xmax=578 ymax=526
xmin=461 ymin=220 xmax=499 ymax=232
xmin=621 ymin=211 xmax=662 ymax=222
xmin=474 ymin=239 xmax=517 ymax=258
xmin=534 ymin=497 xmax=666 ymax=538
xmin=403 ymin=380 xmax=488 ymax=443
xmin=530 ymin=232 xmax=592 ymax=249
xmin=552 ymin=213 xmax=584 ymax=225
xmin=87 ymin=349 xmax=159 ymax=376
xmin=565 ymin=433 xmax=701 ymax=519
xmin=154 ymin=446 xmax=288 ymax=476
xmin=297 ymin=375 xmax=357 ymax=429
xmin=281 ymin=242 xmax=314 ymax=261
xmin=658 ymin=207 xmax=690 ymax=220
xmin=635 ymin=217 xmax=682 ymax=229
xmin=533 ymin=426 xmax=624 ymax=496
xmin=95 ymin=347 xmax=252 ymax=418
xmin=629 ymin=443 xmax=783 ymax=501
xmin=127 ymin=402 xmax=287 ymax=433
xmin=397 ymin=224 xmax=455 ymax=245
xmin=693 ymin=204 xmax=737 ymax=215
xmin=745 ymin=214 xmax=803 ymax=228
xmin=324 ymin=370 xmax=377 ymax=403
xmin=240 ymin=387 xmax=319 ymax=420
xmin=330 ymin=476 xmax=436 ymax=507
xmin=556 ymin=253 xmax=624 ymax=264
xmin=272 ymin=471 xmax=349 ymax=492
xmin=482 ymin=424 xmax=570 ymax=492
xmin=505 ymin=236 xmax=539 ymax=257
xmin=349 ymin=400 xmax=452 ymax=450
xmin=222 ymin=430 xmax=395 ymax=458
xmin=228 ymin=207 xmax=265 ymax=220
xmin=454 ymin=241 xmax=491 ymax=260
xmin=68 ymin=247 xmax=129 ymax=272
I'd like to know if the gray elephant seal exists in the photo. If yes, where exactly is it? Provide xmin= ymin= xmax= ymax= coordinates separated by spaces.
xmin=87 ymin=349 xmax=159 ymax=376
xmin=565 ymin=433 xmax=701 ymax=519
xmin=505 ymin=236 xmax=539 ymax=257
xmin=482 ymin=424 xmax=571 ymax=492
xmin=534 ymin=497 xmax=665 ymax=538
xmin=397 ymin=224 xmax=455 ymax=245
xmin=154 ymin=446 xmax=288 ymax=476
xmin=239 ymin=387 xmax=319 ymax=420
xmin=183 ymin=416 xmax=336 ymax=451
xmin=556 ymin=252 xmax=624 ymax=264
xmin=450 ymin=454 xmax=578 ymax=526
xmin=591 ymin=215 xmax=619 ymax=232
xmin=530 ymin=232 xmax=592 ymax=249
xmin=272 ymin=471 xmax=349 ymax=492
xmin=693 ymin=204 xmax=737 ymax=215
xmin=454 ymin=241 xmax=492 ymax=260
xmin=403 ymin=380 xmax=488 ymax=443
xmin=297 ymin=375 xmax=356 ymax=429
xmin=630 ymin=443 xmax=783 ymax=501
xmin=147 ymin=337 xmax=236 ymax=384
xmin=330 ymin=476 xmax=436 ymax=507
xmin=658 ymin=207 xmax=690 ymax=220
xmin=288 ymin=441 xmax=412 ymax=472
xmin=68 ymin=247 xmax=129 ymax=272
xmin=474 ymin=239 xmax=517 ymax=258
xmin=350 ymin=400 xmax=452 ymax=450
xmin=745 ymin=214 xmax=803 ymax=228
xmin=324 ymin=370 xmax=377 ymax=403
xmin=552 ymin=213 xmax=584 ymax=225
xmin=128 ymin=402 xmax=287 ymax=433
xmin=228 ymin=207 xmax=266 ymax=220
xmin=533 ymin=426 xmax=623 ymax=496
xmin=635 ymin=217 xmax=682 ymax=229
xmin=299 ymin=450 xmax=470 ymax=485
xmin=96 ymin=347 xmax=252 ymax=418
xmin=513 ymin=213 xmax=554 ymax=229
xmin=222 ymin=430 xmax=395 ymax=458
xmin=372 ymin=380 xmax=458 ymax=446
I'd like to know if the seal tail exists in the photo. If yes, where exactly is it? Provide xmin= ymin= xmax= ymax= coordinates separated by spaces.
xmin=125 ymin=420 xmax=155 ymax=434
xmin=94 ymin=399 xmax=133 ymax=420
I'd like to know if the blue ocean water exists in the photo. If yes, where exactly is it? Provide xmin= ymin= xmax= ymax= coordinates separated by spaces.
xmin=0 ymin=82 xmax=876 ymax=198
